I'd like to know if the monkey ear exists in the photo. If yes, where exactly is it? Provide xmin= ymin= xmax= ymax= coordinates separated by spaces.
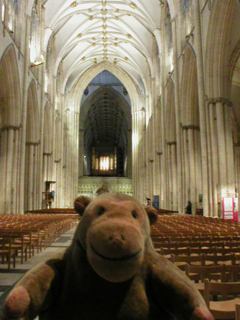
xmin=144 ymin=206 xmax=158 ymax=225
xmin=74 ymin=196 xmax=92 ymax=216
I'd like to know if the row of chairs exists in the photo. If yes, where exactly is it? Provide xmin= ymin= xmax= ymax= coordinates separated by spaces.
xmin=0 ymin=214 xmax=79 ymax=270
xmin=183 ymin=264 xmax=240 ymax=319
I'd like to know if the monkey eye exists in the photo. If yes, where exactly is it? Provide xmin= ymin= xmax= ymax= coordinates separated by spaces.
xmin=131 ymin=211 xmax=137 ymax=219
xmin=98 ymin=206 xmax=105 ymax=216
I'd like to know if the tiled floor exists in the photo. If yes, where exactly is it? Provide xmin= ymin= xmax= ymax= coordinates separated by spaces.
xmin=0 ymin=227 xmax=76 ymax=315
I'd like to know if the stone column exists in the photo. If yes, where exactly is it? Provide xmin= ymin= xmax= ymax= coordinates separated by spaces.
xmin=188 ymin=128 xmax=196 ymax=214
xmin=27 ymin=143 xmax=34 ymax=210
xmin=171 ymin=16 xmax=183 ymax=213
xmin=171 ymin=143 xmax=177 ymax=211
xmin=224 ymin=102 xmax=235 ymax=192
xmin=12 ymin=128 xmax=20 ymax=214
xmin=193 ymin=0 xmax=209 ymax=216
xmin=19 ymin=15 xmax=31 ymax=214
xmin=127 ymin=129 xmax=132 ymax=178
xmin=5 ymin=127 xmax=14 ymax=213
xmin=208 ymin=102 xmax=218 ymax=217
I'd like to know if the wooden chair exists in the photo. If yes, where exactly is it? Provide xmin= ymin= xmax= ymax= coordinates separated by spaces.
xmin=235 ymin=303 xmax=240 ymax=320
xmin=204 ymin=279 xmax=240 ymax=319
xmin=185 ymin=264 xmax=225 ymax=296
xmin=171 ymin=254 xmax=204 ymax=271
xmin=0 ymin=235 xmax=16 ymax=271
xmin=224 ymin=265 xmax=240 ymax=282
xmin=203 ymin=254 xmax=236 ymax=266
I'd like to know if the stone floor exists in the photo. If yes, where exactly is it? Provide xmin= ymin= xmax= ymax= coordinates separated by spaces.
xmin=0 ymin=227 xmax=76 ymax=315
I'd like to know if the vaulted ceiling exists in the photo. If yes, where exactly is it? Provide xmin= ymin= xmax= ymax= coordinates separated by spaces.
xmin=43 ymin=0 xmax=162 ymax=94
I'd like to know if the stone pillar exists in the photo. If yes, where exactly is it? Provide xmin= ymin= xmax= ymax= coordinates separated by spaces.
xmin=224 ymin=103 xmax=235 ymax=192
xmin=193 ymin=0 xmax=209 ymax=216
xmin=12 ymin=128 xmax=20 ymax=214
xmin=182 ymin=128 xmax=189 ymax=208
xmin=5 ymin=128 xmax=14 ymax=213
xmin=27 ymin=143 xmax=34 ymax=210
xmin=19 ymin=15 xmax=31 ymax=214
xmin=188 ymin=128 xmax=196 ymax=214
xmin=127 ymin=129 xmax=132 ymax=178
xmin=208 ymin=102 xmax=218 ymax=217
xmin=171 ymin=16 xmax=183 ymax=213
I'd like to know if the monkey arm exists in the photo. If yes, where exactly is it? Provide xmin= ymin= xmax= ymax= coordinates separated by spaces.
xmin=147 ymin=252 xmax=214 ymax=320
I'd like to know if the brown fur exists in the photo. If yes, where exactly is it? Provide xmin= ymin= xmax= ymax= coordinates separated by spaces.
xmin=0 ymin=194 xmax=213 ymax=320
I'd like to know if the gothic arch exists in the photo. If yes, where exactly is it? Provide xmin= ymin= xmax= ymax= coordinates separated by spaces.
xmin=181 ymin=44 xmax=202 ymax=213
xmin=0 ymin=44 xmax=21 ymax=127
xmin=67 ymin=61 xmax=143 ymax=114
xmin=205 ymin=0 xmax=237 ymax=98
xmin=181 ymin=44 xmax=199 ymax=126
xmin=0 ymin=44 xmax=21 ymax=213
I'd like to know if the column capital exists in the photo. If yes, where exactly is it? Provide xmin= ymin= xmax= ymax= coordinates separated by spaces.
xmin=166 ymin=140 xmax=177 ymax=145
xmin=26 ymin=141 xmax=40 ymax=146
xmin=1 ymin=125 xmax=21 ymax=132
xmin=207 ymin=97 xmax=233 ymax=107
xmin=182 ymin=125 xmax=200 ymax=131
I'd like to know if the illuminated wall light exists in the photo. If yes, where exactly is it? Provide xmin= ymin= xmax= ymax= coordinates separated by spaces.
xmin=77 ymin=33 xmax=82 ymax=38
xmin=102 ymin=38 xmax=108 ymax=42
xmin=126 ymin=13 xmax=131 ymax=16
xmin=101 ymin=10 xmax=107 ymax=15
xmin=115 ymin=9 xmax=119 ymax=13
xmin=92 ymin=37 xmax=96 ymax=41
xmin=81 ymin=56 xmax=86 ymax=61
xmin=115 ymin=38 xmax=118 ymax=41
xmin=114 ymin=43 xmax=118 ymax=47
xmin=102 ymin=25 xmax=107 ymax=29
xmin=102 ymin=18 xmax=107 ymax=23
xmin=92 ymin=43 xmax=96 ymax=47
xmin=124 ymin=57 xmax=129 ymax=61
xmin=88 ymin=8 xmax=93 ymax=12
xmin=89 ymin=16 xmax=93 ymax=20
xmin=115 ymin=16 xmax=119 ymax=20
xmin=127 ymin=34 xmax=132 ymax=39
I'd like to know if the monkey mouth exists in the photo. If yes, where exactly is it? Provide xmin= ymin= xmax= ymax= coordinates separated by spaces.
xmin=90 ymin=244 xmax=142 ymax=262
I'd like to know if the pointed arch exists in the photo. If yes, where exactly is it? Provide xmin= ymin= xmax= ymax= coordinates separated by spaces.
xmin=181 ymin=44 xmax=199 ymax=126
xmin=0 ymin=44 xmax=21 ymax=213
xmin=205 ymin=0 xmax=237 ymax=97
xmin=67 ymin=61 xmax=143 ymax=114
xmin=0 ymin=44 xmax=21 ymax=127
